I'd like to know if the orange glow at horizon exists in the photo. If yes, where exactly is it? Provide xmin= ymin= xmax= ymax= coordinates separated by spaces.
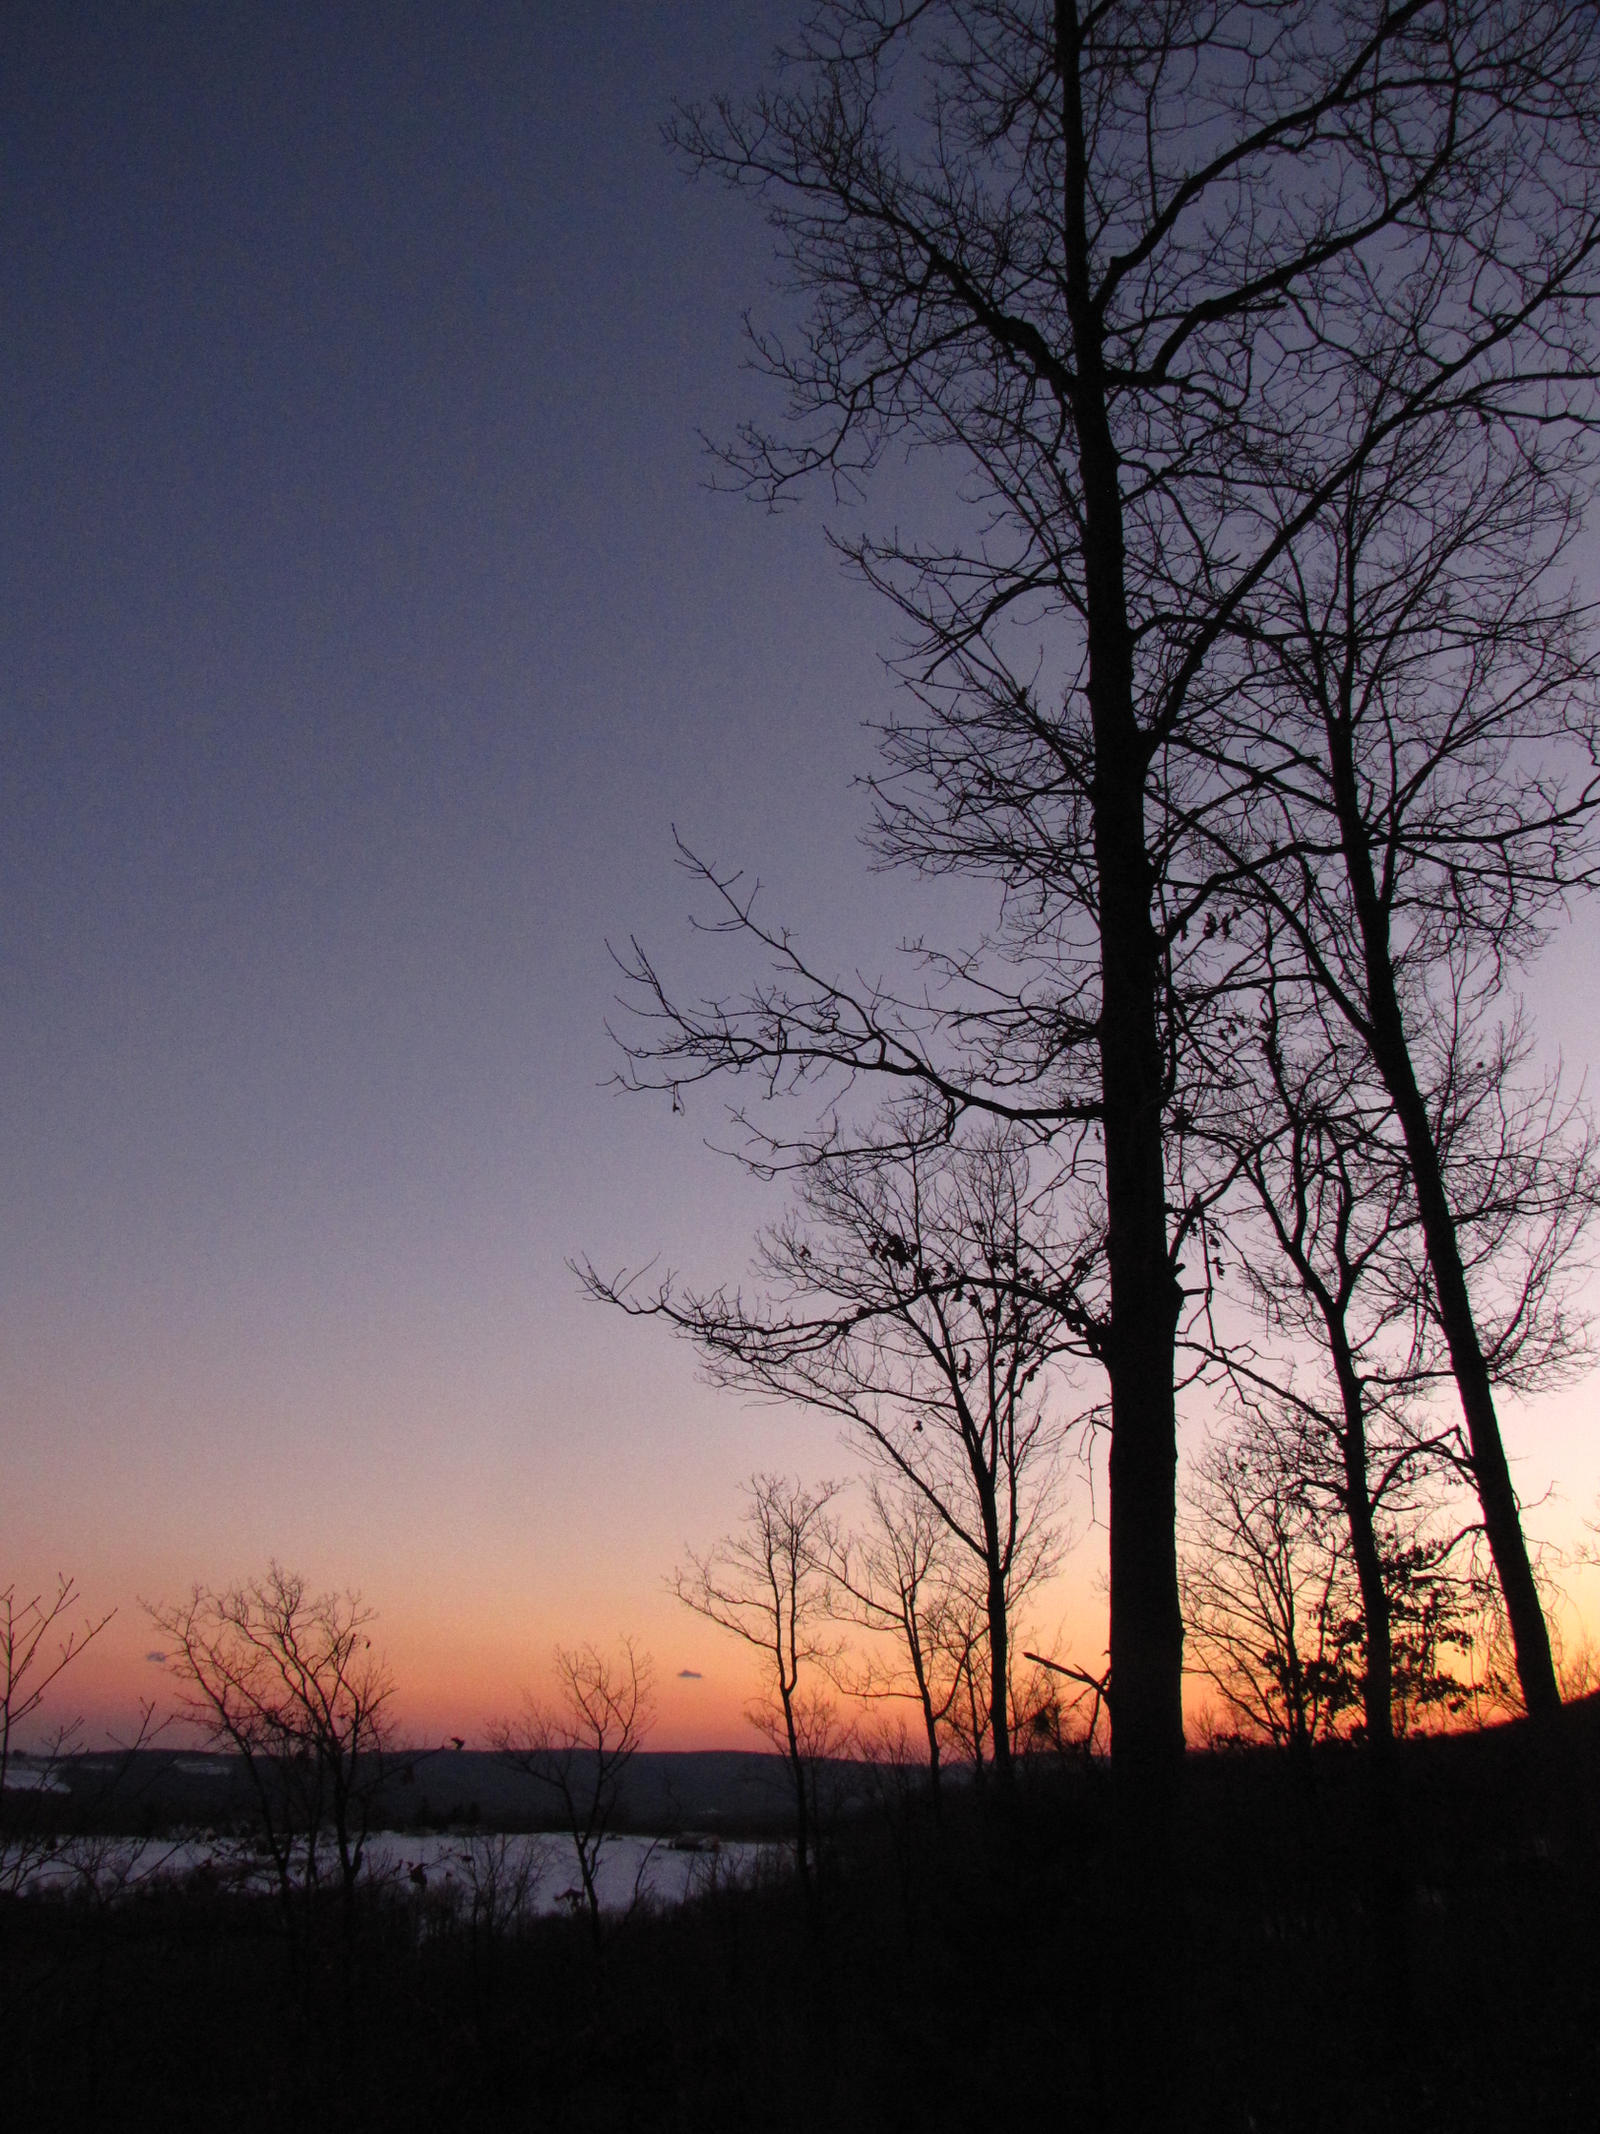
xmin=25 ymin=1580 xmax=785 ymax=1757
xmin=19 ymin=1522 xmax=1600 ymax=1763
xmin=12 ymin=1355 xmax=1597 ymax=1762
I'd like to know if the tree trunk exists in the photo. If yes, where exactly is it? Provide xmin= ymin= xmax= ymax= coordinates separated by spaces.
xmin=1323 ymin=1315 xmax=1394 ymax=1749
xmin=924 ymin=1721 xmax=943 ymax=1816
xmin=1324 ymin=713 xmax=1560 ymax=1720
xmin=907 ymin=1631 xmax=943 ymax=1814
xmin=1057 ymin=1 xmax=1187 ymax=1798
xmin=985 ymin=1546 xmax=1013 ymax=1785
xmin=1059 ymin=9 xmax=1186 ymax=2112
xmin=781 ymin=1684 xmax=813 ymax=1908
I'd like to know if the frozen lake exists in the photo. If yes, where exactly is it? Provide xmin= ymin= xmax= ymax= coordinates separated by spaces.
xmin=4 ymin=1829 xmax=770 ymax=1913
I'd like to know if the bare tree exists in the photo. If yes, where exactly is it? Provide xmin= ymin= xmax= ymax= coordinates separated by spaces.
xmin=491 ymin=1640 xmax=655 ymax=1951
xmin=588 ymin=1118 xmax=1077 ymax=1783
xmin=0 ymin=1576 xmax=113 ymax=1798
xmin=146 ymin=1565 xmax=395 ymax=1945
xmin=674 ymin=1475 xmax=848 ymax=1907
xmin=614 ymin=7 xmax=1600 ymax=1866
xmin=1183 ymin=1422 xmax=1366 ymax=1754
xmin=1194 ymin=413 xmax=1600 ymax=1718
xmin=0 ymin=1576 xmax=119 ymax=1907
xmin=454 ymin=1829 xmax=549 ymax=1943
xmin=1216 ymin=1007 xmax=1421 ymax=1751
xmin=820 ymin=1478 xmax=982 ymax=1806
xmin=1182 ymin=1408 xmax=1512 ymax=1752
xmin=1199 ymin=942 xmax=1598 ymax=1738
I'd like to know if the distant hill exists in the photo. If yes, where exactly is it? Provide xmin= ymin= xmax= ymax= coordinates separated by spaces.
xmin=25 ymin=1747 xmax=850 ymax=1836
xmin=373 ymin=1747 xmax=822 ymax=1832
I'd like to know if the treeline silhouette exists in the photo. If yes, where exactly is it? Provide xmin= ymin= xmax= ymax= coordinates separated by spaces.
xmin=3 ymin=1666 xmax=1598 ymax=2128
xmin=4 ymin=1556 xmax=1600 ymax=2130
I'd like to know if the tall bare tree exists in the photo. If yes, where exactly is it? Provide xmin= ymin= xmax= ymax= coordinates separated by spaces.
xmin=1194 ymin=423 xmax=1600 ymax=1714
xmin=616 ymin=6 xmax=1600 ymax=1854
xmin=1200 ymin=958 xmax=1597 ymax=1745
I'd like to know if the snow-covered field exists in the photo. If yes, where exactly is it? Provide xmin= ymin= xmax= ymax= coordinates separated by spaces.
xmin=3 ymin=1829 xmax=768 ymax=1913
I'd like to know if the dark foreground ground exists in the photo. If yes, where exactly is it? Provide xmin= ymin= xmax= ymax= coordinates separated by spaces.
xmin=4 ymin=1701 xmax=1597 ymax=2133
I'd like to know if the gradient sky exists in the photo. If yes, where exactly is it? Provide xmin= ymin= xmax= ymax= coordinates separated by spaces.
xmin=5 ymin=3 xmax=1598 ymax=1751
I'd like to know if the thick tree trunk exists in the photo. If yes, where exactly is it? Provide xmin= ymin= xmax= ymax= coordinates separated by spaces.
xmin=1059 ymin=17 xmax=1186 ymax=2116
xmin=1058 ymin=1 xmax=1186 ymax=1799
xmin=1324 ymin=714 xmax=1560 ymax=1720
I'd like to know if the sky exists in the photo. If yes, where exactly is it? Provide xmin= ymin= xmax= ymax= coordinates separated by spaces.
xmin=5 ymin=2 xmax=1598 ymax=1753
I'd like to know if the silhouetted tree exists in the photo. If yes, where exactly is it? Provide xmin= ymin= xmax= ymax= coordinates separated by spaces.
xmin=0 ymin=1575 xmax=112 ymax=1799
xmin=491 ymin=1640 xmax=655 ymax=1950
xmin=147 ymin=1565 xmax=395 ymax=1948
xmin=1215 ymin=1004 xmax=1420 ymax=1750
xmin=1195 ymin=418 xmax=1600 ymax=1719
xmin=617 ymin=10 xmax=1600 ymax=1880
xmin=1182 ymin=1407 xmax=1511 ymax=1750
xmin=674 ymin=1475 xmax=848 ymax=1906
xmin=587 ymin=1118 xmax=1078 ymax=1783
xmin=0 ymin=1575 xmax=118 ymax=1905
xmin=821 ymin=1478 xmax=982 ymax=1804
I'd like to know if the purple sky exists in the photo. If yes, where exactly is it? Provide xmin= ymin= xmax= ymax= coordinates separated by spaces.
xmin=1 ymin=1 xmax=1020 ymax=1742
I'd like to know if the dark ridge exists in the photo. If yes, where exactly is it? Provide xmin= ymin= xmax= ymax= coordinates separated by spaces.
xmin=12 ymin=1745 xmax=877 ymax=1837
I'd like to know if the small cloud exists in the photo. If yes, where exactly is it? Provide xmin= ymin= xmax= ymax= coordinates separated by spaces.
xmin=144 ymin=1651 xmax=168 ymax=1665
xmin=677 ymin=1669 xmax=703 ymax=1680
